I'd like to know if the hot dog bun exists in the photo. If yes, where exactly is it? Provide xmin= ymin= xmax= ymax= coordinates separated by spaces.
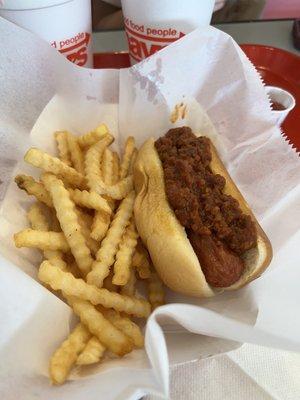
xmin=134 ymin=137 xmax=272 ymax=298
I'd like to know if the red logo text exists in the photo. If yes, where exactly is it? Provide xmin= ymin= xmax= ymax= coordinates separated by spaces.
xmin=124 ymin=18 xmax=185 ymax=62
xmin=51 ymin=32 xmax=90 ymax=67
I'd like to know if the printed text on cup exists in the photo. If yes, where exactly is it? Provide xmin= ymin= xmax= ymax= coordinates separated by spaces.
xmin=51 ymin=32 xmax=91 ymax=67
xmin=124 ymin=18 xmax=185 ymax=62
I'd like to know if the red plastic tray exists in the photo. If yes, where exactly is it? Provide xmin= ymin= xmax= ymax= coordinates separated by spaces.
xmin=241 ymin=45 xmax=299 ymax=151
xmin=93 ymin=45 xmax=300 ymax=151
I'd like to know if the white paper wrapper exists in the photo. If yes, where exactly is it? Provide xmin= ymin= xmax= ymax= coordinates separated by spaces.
xmin=0 ymin=16 xmax=300 ymax=400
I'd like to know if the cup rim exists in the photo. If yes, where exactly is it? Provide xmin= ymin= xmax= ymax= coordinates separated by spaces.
xmin=0 ymin=0 xmax=73 ymax=11
xmin=265 ymin=85 xmax=296 ymax=113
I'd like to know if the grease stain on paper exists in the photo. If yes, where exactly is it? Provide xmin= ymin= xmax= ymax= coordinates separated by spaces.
xmin=130 ymin=58 xmax=164 ymax=103
xmin=170 ymin=102 xmax=188 ymax=123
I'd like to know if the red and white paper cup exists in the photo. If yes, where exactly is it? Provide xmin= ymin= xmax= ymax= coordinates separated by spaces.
xmin=0 ymin=0 xmax=92 ymax=67
xmin=121 ymin=0 xmax=215 ymax=64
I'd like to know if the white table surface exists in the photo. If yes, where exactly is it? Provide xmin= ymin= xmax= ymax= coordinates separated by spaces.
xmin=93 ymin=20 xmax=300 ymax=400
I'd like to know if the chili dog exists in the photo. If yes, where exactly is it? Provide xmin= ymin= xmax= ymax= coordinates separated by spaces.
xmin=133 ymin=126 xmax=272 ymax=297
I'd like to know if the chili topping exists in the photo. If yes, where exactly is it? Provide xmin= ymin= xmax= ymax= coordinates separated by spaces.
xmin=155 ymin=127 xmax=257 ymax=287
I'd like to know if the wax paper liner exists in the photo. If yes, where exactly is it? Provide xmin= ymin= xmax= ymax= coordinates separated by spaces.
xmin=0 ymin=17 xmax=300 ymax=400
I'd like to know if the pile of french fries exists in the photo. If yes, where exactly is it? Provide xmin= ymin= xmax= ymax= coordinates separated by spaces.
xmin=13 ymin=124 xmax=165 ymax=384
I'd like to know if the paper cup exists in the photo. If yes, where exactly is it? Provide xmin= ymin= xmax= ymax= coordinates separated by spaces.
xmin=0 ymin=0 xmax=92 ymax=67
xmin=265 ymin=86 xmax=296 ymax=126
xmin=121 ymin=0 xmax=215 ymax=64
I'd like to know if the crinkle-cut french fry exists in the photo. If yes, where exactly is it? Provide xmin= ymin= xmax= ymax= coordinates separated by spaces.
xmin=49 ymin=323 xmax=91 ymax=385
xmin=90 ymin=149 xmax=114 ymax=243
xmin=41 ymin=173 xmax=93 ymax=276
xmin=15 ymin=175 xmax=53 ymax=207
xmin=54 ymin=131 xmax=72 ymax=166
xmin=45 ymin=252 xmax=68 ymax=272
xmin=120 ymin=269 xmax=136 ymax=297
xmin=112 ymin=152 xmax=120 ymax=183
xmin=113 ymin=219 xmax=138 ymax=286
xmin=45 ymin=263 xmax=91 ymax=382
xmin=91 ymin=215 xmax=110 ymax=243
xmin=87 ymin=191 xmax=135 ymax=288
xmin=92 ymin=175 xmax=133 ymax=200
xmin=14 ymin=229 xmax=69 ymax=252
xmin=76 ymin=336 xmax=106 ymax=365
xmin=48 ymin=261 xmax=93 ymax=377
xmin=27 ymin=203 xmax=67 ymax=270
xmin=102 ymin=148 xmax=114 ymax=184
xmin=91 ymin=212 xmax=112 ymax=242
xmin=91 ymin=148 xmax=115 ymax=241
xmin=78 ymin=124 xmax=109 ymax=148
xmin=100 ymin=308 xmax=144 ymax=348
xmin=129 ymin=148 xmax=138 ymax=174
xmin=91 ymin=141 xmax=114 ymax=242
xmin=28 ymin=203 xmax=66 ymax=268
xmin=66 ymin=132 xmax=85 ymax=174
xmin=68 ymin=188 xmax=111 ymax=214
xmin=74 ymin=207 xmax=99 ymax=256
xmin=148 ymin=272 xmax=165 ymax=310
xmin=89 ymin=211 xmax=107 ymax=243
xmin=85 ymin=135 xmax=114 ymax=192
xmin=27 ymin=203 xmax=50 ymax=231
xmin=38 ymin=261 xmax=151 ymax=318
xmin=91 ymin=211 xmax=110 ymax=242
xmin=120 ymin=136 xmax=135 ymax=179
xmin=85 ymin=133 xmax=131 ymax=199
xmin=132 ymin=241 xmax=152 ymax=279
xmin=91 ymin=211 xmax=110 ymax=241
xmin=24 ymin=148 xmax=86 ymax=189
xmin=90 ymin=213 xmax=110 ymax=243
xmin=67 ymin=296 xmax=133 ymax=356
xmin=101 ymin=147 xmax=116 ymax=234
xmin=103 ymin=271 xmax=118 ymax=292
